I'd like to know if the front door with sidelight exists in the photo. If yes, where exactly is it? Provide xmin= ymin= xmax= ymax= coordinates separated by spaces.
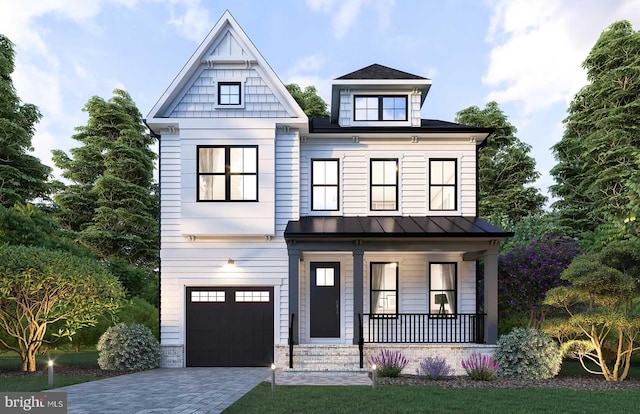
xmin=310 ymin=262 xmax=340 ymax=338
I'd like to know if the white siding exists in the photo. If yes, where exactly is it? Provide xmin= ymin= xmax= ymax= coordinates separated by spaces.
xmin=299 ymin=141 xmax=477 ymax=217
xmin=275 ymin=130 xmax=299 ymax=234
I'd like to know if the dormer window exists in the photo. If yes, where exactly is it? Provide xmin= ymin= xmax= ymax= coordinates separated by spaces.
xmin=354 ymin=95 xmax=407 ymax=121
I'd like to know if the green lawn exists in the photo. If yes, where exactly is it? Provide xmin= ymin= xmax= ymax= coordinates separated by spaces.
xmin=225 ymin=383 xmax=640 ymax=414
xmin=0 ymin=350 xmax=102 ymax=391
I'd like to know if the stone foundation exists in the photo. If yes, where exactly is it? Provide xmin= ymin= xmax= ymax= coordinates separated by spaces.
xmin=160 ymin=344 xmax=184 ymax=368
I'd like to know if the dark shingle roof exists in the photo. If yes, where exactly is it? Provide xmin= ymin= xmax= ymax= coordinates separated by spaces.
xmin=285 ymin=216 xmax=512 ymax=240
xmin=308 ymin=117 xmax=493 ymax=134
xmin=336 ymin=64 xmax=427 ymax=80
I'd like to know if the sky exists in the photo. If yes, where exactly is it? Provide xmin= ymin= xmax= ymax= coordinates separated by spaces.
xmin=2 ymin=0 xmax=640 ymax=206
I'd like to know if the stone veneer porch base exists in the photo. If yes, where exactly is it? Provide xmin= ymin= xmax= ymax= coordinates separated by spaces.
xmin=275 ymin=343 xmax=499 ymax=375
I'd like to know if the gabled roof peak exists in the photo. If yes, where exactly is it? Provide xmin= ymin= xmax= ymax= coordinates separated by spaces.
xmin=335 ymin=64 xmax=428 ymax=80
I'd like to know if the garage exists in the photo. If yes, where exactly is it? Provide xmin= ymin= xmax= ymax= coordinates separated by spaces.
xmin=186 ymin=286 xmax=274 ymax=367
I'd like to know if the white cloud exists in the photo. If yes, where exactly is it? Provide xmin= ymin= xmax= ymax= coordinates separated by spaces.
xmin=484 ymin=0 xmax=640 ymax=115
xmin=164 ymin=0 xmax=212 ymax=43
xmin=306 ymin=0 xmax=395 ymax=40
xmin=283 ymin=54 xmax=333 ymax=106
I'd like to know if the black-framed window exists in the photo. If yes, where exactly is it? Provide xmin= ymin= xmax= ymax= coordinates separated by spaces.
xmin=430 ymin=159 xmax=457 ymax=210
xmin=429 ymin=263 xmax=457 ymax=315
xmin=218 ymin=82 xmax=241 ymax=105
xmin=311 ymin=159 xmax=339 ymax=211
xmin=371 ymin=262 xmax=398 ymax=315
xmin=197 ymin=146 xmax=257 ymax=201
xmin=370 ymin=159 xmax=398 ymax=210
xmin=354 ymin=95 xmax=407 ymax=121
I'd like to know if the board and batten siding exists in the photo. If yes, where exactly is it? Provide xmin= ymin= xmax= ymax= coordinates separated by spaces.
xmin=299 ymin=141 xmax=477 ymax=217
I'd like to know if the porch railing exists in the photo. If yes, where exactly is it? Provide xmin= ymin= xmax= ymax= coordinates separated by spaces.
xmin=363 ymin=313 xmax=485 ymax=344
xmin=288 ymin=313 xmax=295 ymax=368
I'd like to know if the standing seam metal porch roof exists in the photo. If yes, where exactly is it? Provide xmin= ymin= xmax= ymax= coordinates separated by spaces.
xmin=284 ymin=216 xmax=513 ymax=239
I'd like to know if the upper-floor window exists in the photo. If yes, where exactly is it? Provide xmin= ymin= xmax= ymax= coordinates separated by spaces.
xmin=429 ymin=262 xmax=457 ymax=315
xmin=371 ymin=262 xmax=398 ymax=315
xmin=197 ymin=146 xmax=257 ymax=201
xmin=354 ymin=95 xmax=407 ymax=121
xmin=370 ymin=159 xmax=398 ymax=211
xmin=430 ymin=159 xmax=456 ymax=211
xmin=312 ymin=159 xmax=339 ymax=211
xmin=218 ymin=82 xmax=241 ymax=105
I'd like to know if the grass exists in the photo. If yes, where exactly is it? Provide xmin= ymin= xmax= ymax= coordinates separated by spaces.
xmin=225 ymin=383 xmax=640 ymax=414
xmin=0 ymin=350 xmax=103 ymax=392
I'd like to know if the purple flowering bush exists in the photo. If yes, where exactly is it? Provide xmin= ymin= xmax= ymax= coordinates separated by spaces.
xmin=369 ymin=349 xmax=408 ymax=377
xmin=416 ymin=356 xmax=453 ymax=380
xmin=498 ymin=235 xmax=582 ymax=326
xmin=461 ymin=353 xmax=499 ymax=381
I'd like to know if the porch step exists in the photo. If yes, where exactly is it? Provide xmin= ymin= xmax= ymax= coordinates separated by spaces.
xmin=284 ymin=344 xmax=365 ymax=372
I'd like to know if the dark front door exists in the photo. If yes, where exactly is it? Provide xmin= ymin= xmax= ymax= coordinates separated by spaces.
xmin=310 ymin=262 xmax=340 ymax=338
xmin=185 ymin=287 xmax=274 ymax=367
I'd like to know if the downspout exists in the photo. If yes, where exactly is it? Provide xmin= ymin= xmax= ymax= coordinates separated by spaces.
xmin=143 ymin=119 xmax=162 ymax=342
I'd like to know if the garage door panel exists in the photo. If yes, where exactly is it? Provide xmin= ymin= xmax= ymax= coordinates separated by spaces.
xmin=186 ymin=287 xmax=273 ymax=367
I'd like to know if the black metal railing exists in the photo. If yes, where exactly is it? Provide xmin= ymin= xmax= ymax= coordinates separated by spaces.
xmin=363 ymin=313 xmax=485 ymax=344
xmin=357 ymin=313 xmax=364 ymax=368
xmin=288 ymin=313 xmax=295 ymax=368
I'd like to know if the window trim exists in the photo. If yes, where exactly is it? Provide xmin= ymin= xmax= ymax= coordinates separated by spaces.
xmin=196 ymin=145 xmax=259 ymax=202
xmin=370 ymin=262 xmax=399 ymax=318
xmin=429 ymin=158 xmax=458 ymax=211
xmin=311 ymin=158 xmax=340 ymax=211
xmin=428 ymin=262 xmax=457 ymax=317
xmin=214 ymin=80 xmax=245 ymax=109
xmin=370 ymin=158 xmax=398 ymax=211
xmin=353 ymin=95 xmax=408 ymax=121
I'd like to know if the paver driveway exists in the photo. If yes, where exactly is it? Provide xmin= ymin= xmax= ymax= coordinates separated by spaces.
xmin=52 ymin=367 xmax=269 ymax=414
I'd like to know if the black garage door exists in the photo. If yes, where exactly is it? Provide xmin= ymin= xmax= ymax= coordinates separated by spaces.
xmin=186 ymin=287 xmax=274 ymax=367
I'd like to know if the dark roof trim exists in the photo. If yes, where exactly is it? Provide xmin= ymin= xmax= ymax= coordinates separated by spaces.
xmin=336 ymin=64 xmax=427 ymax=80
xmin=284 ymin=216 xmax=513 ymax=240
xmin=309 ymin=118 xmax=493 ymax=135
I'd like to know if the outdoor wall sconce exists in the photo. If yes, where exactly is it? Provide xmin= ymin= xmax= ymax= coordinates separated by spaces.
xmin=225 ymin=258 xmax=235 ymax=266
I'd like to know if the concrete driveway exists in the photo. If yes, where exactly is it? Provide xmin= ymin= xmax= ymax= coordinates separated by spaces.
xmin=52 ymin=367 xmax=269 ymax=414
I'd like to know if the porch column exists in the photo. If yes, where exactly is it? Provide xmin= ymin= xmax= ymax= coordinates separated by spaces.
xmin=352 ymin=248 xmax=364 ymax=345
xmin=288 ymin=248 xmax=300 ymax=344
xmin=483 ymin=251 xmax=498 ymax=344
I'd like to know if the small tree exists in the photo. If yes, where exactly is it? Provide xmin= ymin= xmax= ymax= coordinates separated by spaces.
xmin=543 ymin=240 xmax=640 ymax=381
xmin=285 ymin=84 xmax=329 ymax=118
xmin=0 ymin=244 xmax=124 ymax=371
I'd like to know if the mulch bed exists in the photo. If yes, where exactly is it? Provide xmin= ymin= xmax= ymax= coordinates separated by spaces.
xmin=0 ymin=365 xmax=134 ymax=379
xmin=379 ymin=374 xmax=640 ymax=390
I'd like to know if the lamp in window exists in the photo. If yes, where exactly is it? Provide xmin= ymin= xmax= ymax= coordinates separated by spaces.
xmin=434 ymin=294 xmax=448 ymax=314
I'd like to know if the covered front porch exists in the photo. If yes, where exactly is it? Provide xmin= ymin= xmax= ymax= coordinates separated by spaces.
xmin=282 ymin=216 xmax=511 ymax=371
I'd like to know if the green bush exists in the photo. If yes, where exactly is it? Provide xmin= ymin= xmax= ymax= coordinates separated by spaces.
xmin=97 ymin=323 xmax=160 ymax=371
xmin=495 ymin=328 xmax=562 ymax=379
xmin=118 ymin=297 xmax=159 ymax=339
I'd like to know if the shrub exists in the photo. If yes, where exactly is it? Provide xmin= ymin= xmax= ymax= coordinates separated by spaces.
xmin=97 ymin=323 xmax=160 ymax=371
xmin=495 ymin=328 xmax=562 ymax=379
xmin=461 ymin=353 xmax=499 ymax=381
xmin=416 ymin=356 xmax=453 ymax=380
xmin=369 ymin=349 xmax=408 ymax=377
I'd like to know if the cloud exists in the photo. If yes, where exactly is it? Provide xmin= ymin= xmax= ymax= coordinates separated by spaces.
xmin=164 ymin=0 xmax=212 ymax=43
xmin=306 ymin=0 xmax=396 ymax=40
xmin=483 ymin=0 xmax=640 ymax=115
xmin=283 ymin=54 xmax=333 ymax=106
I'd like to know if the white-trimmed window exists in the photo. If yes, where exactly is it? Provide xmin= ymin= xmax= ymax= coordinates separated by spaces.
xmin=430 ymin=159 xmax=457 ymax=211
xmin=191 ymin=291 xmax=225 ymax=302
xmin=197 ymin=146 xmax=258 ymax=201
xmin=370 ymin=262 xmax=398 ymax=315
xmin=235 ymin=291 xmax=270 ymax=303
xmin=370 ymin=159 xmax=398 ymax=211
xmin=429 ymin=263 xmax=457 ymax=315
xmin=354 ymin=95 xmax=407 ymax=121
xmin=311 ymin=159 xmax=339 ymax=211
xmin=218 ymin=82 xmax=241 ymax=105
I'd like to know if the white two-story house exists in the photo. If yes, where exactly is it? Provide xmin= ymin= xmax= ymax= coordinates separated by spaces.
xmin=146 ymin=11 xmax=511 ymax=373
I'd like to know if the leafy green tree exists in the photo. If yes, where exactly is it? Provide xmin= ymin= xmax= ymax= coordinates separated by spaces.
xmin=455 ymin=102 xmax=546 ymax=224
xmin=286 ymin=84 xmax=329 ymax=118
xmin=550 ymin=21 xmax=640 ymax=238
xmin=543 ymin=240 xmax=640 ymax=381
xmin=0 ymin=35 xmax=52 ymax=206
xmin=53 ymin=89 xmax=158 ymax=268
xmin=0 ymin=244 xmax=124 ymax=371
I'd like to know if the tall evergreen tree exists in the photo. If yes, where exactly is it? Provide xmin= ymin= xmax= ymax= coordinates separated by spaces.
xmin=550 ymin=21 xmax=640 ymax=238
xmin=53 ymin=89 xmax=158 ymax=269
xmin=0 ymin=35 xmax=52 ymax=205
xmin=455 ymin=102 xmax=546 ymax=224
